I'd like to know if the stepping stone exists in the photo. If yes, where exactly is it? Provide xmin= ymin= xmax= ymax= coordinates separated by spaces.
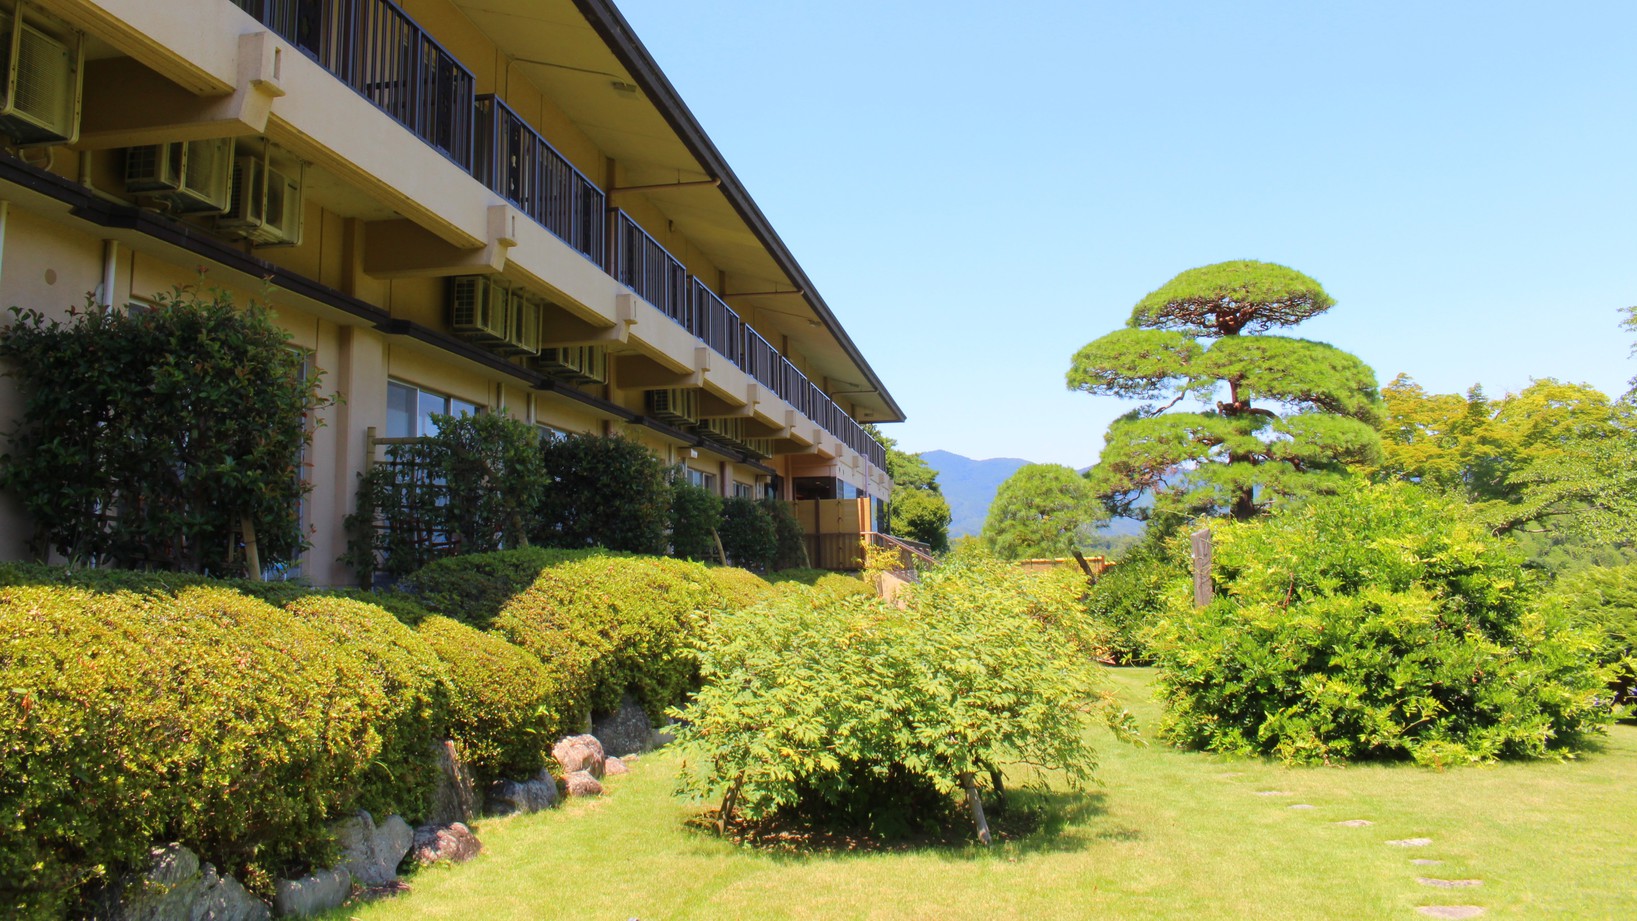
xmin=1411 ymin=859 xmax=1445 ymax=867
xmin=1288 ymin=804 xmax=1317 ymax=810
xmin=1336 ymin=819 xmax=1374 ymax=827
xmin=1414 ymin=907 xmax=1484 ymax=919
xmin=1417 ymin=878 xmax=1482 ymax=889
xmin=1254 ymin=790 xmax=1291 ymax=796
xmin=1387 ymin=837 xmax=1434 ymax=847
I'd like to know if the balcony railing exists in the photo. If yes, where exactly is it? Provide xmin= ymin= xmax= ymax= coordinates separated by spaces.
xmin=610 ymin=209 xmax=688 ymax=325
xmin=689 ymin=278 xmax=742 ymax=365
xmin=474 ymin=95 xmax=605 ymax=264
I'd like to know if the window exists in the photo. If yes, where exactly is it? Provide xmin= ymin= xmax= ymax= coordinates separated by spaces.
xmin=537 ymin=422 xmax=573 ymax=442
xmin=732 ymin=481 xmax=753 ymax=498
xmin=387 ymin=379 xmax=479 ymax=437
xmin=686 ymin=467 xmax=717 ymax=493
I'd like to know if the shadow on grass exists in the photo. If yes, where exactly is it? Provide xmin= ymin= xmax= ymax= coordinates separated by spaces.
xmin=682 ymin=786 xmax=1131 ymax=862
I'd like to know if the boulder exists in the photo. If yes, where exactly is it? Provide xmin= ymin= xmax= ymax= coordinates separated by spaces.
xmin=591 ymin=695 xmax=654 ymax=757
xmin=553 ymin=734 xmax=606 ymax=778
xmin=97 ymin=844 xmax=270 ymax=921
xmin=485 ymin=768 xmax=559 ymax=816
xmin=604 ymin=756 xmax=629 ymax=776
xmin=565 ymin=770 xmax=604 ymax=798
xmin=426 ymin=740 xmax=477 ymax=827
xmin=272 ymin=868 xmax=351 ymax=918
xmin=409 ymin=822 xmax=483 ymax=866
xmin=332 ymin=811 xmax=413 ymax=887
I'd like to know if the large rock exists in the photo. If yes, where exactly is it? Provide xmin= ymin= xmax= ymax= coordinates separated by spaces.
xmin=564 ymin=770 xmax=604 ymax=798
xmin=591 ymin=695 xmax=654 ymax=757
xmin=552 ymin=734 xmax=606 ymax=778
xmin=272 ymin=868 xmax=351 ymax=918
xmin=426 ymin=740 xmax=477 ymax=827
xmin=332 ymin=811 xmax=413 ymax=887
xmin=604 ymin=756 xmax=629 ymax=776
xmin=485 ymin=769 xmax=559 ymax=816
xmin=97 ymin=844 xmax=270 ymax=921
xmin=409 ymin=823 xmax=483 ymax=866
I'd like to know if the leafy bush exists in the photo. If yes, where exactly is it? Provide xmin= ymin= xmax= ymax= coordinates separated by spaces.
xmin=493 ymin=555 xmax=716 ymax=725
xmin=673 ymin=557 xmax=1130 ymax=837
xmin=536 ymin=432 xmax=671 ymax=554
xmin=704 ymin=564 xmax=777 ymax=611
xmin=417 ymin=616 xmax=567 ymax=784
xmin=718 ymin=496 xmax=776 ymax=570
xmin=669 ymin=478 xmax=722 ymax=562
xmin=0 ymin=288 xmax=328 ymax=574
xmin=0 ymin=585 xmax=433 ymax=916
xmin=401 ymin=546 xmax=612 ymax=628
xmin=764 ymin=498 xmax=810 ymax=570
xmin=1152 ymin=482 xmax=1610 ymax=766
xmin=1547 ymin=563 xmax=1637 ymax=712
xmin=1081 ymin=527 xmax=1188 ymax=665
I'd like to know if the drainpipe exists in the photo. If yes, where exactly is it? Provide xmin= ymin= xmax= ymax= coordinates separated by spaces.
xmin=101 ymin=239 xmax=119 ymax=312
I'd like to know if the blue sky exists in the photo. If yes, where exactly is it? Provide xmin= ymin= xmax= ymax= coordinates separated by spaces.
xmin=616 ymin=1 xmax=1637 ymax=467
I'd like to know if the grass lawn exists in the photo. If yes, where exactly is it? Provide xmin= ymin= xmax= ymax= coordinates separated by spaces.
xmin=343 ymin=669 xmax=1636 ymax=920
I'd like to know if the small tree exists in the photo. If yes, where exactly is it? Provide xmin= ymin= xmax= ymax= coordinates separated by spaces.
xmin=669 ymin=476 xmax=722 ymax=562
xmin=718 ymin=496 xmax=776 ymax=570
xmin=871 ymin=425 xmax=951 ymax=552
xmin=0 ymin=288 xmax=327 ymax=574
xmin=982 ymin=463 xmax=1104 ymax=559
xmin=763 ymin=498 xmax=810 ymax=570
xmin=1068 ymin=261 xmax=1382 ymax=522
xmin=535 ymin=432 xmax=671 ymax=555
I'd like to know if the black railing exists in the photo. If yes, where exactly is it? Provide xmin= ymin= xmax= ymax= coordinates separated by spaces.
xmin=742 ymin=326 xmax=781 ymax=393
xmin=474 ymin=94 xmax=605 ymax=264
xmin=689 ymin=278 xmax=742 ymax=364
xmin=610 ymin=210 xmax=688 ymax=324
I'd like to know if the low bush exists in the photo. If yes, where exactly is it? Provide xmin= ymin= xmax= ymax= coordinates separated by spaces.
xmin=704 ymin=565 xmax=777 ymax=611
xmin=1152 ymin=482 xmax=1610 ymax=766
xmin=673 ymin=557 xmax=1131 ymax=839
xmin=402 ymin=546 xmax=612 ymax=628
xmin=417 ymin=616 xmax=568 ymax=784
xmin=1547 ymin=563 xmax=1637 ymax=712
xmin=0 ymin=585 xmax=433 ymax=917
xmin=493 ymin=556 xmax=716 ymax=726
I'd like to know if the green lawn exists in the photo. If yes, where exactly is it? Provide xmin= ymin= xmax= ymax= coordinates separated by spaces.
xmin=345 ymin=669 xmax=1636 ymax=920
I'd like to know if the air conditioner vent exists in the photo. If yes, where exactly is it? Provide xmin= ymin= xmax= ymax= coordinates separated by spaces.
xmin=646 ymin=388 xmax=699 ymax=426
xmin=125 ymin=138 xmax=234 ymax=214
xmin=535 ymin=344 xmax=607 ymax=384
xmin=219 ymin=150 xmax=302 ymax=243
xmin=0 ymin=8 xmax=81 ymax=146
xmin=450 ymin=275 xmax=510 ymax=342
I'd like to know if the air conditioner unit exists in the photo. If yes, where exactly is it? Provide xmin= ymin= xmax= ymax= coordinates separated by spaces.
xmin=219 ymin=152 xmax=303 ymax=244
xmin=697 ymin=416 xmax=745 ymax=446
xmin=534 ymin=344 xmax=606 ymax=384
xmin=496 ymin=290 xmax=540 ymax=358
xmin=450 ymin=275 xmax=510 ymax=343
xmin=744 ymin=438 xmax=775 ymax=459
xmin=0 ymin=5 xmax=82 ymax=146
xmin=646 ymin=388 xmax=698 ymax=426
xmin=124 ymin=138 xmax=235 ymax=214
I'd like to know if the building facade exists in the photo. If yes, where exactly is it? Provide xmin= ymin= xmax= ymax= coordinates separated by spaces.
xmin=0 ymin=0 xmax=901 ymax=583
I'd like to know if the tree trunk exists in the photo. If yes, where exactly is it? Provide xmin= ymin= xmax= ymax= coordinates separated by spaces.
xmin=960 ymin=771 xmax=992 ymax=846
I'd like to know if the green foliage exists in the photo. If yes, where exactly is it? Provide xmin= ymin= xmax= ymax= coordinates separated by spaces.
xmin=718 ymin=496 xmax=777 ymax=570
xmin=982 ymin=463 xmax=1105 ymax=559
xmin=0 ymin=585 xmax=438 ymax=915
xmin=0 ymin=288 xmax=328 ymax=574
xmin=1545 ymin=564 xmax=1637 ymax=712
xmin=763 ymin=498 xmax=810 ymax=570
xmin=344 ymin=412 xmax=546 ymax=584
xmin=536 ymin=432 xmax=671 ymax=555
xmin=417 ymin=615 xmax=567 ymax=784
xmin=493 ymin=556 xmax=716 ymax=725
xmin=1069 ymin=261 xmax=1381 ymax=522
xmin=672 ymin=557 xmax=1130 ymax=836
xmin=669 ymin=478 xmax=723 ymax=562
xmin=1082 ymin=526 xmax=1190 ymax=665
xmin=704 ymin=565 xmax=778 ymax=612
xmin=402 ymin=546 xmax=612 ymax=628
xmin=874 ymin=430 xmax=951 ymax=552
xmin=1152 ymin=482 xmax=1610 ymax=766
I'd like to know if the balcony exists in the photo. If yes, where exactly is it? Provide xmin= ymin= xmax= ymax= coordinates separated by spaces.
xmin=474 ymin=94 xmax=605 ymax=265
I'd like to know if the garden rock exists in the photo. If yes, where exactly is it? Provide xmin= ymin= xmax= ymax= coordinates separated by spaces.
xmin=605 ymin=756 xmax=629 ymax=776
xmin=1416 ymin=878 xmax=1483 ymax=889
xmin=1414 ymin=908 xmax=1484 ymax=919
xmin=565 ymin=770 xmax=605 ymax=797
xmin=333 ymin=811 xmax=413 ymax=886
xmin=553 ymin=733 xmax=606 ymax=777
xmin=1387 ymin=837 xmax=1434 ymax=847
xmin=410 ymin=822 xmax=483 ymax=866
xmin=486 ymin=768 xmax=559 ymax=816
xmin=272 ymin=868 xmax=351 ymax=918
xmin=1336 ymin=820 xmax=1374 ymax=827
xmin=98 ymin=843 xmax=270 ymax=921
xmin=426 ymin=740 xmax=477 ymax=826
xmin=592 ymin=695 xmax=654 ymax=756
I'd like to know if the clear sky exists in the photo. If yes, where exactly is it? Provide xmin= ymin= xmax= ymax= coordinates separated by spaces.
xmin=615 ymin=0 xmax=1637 ymax=467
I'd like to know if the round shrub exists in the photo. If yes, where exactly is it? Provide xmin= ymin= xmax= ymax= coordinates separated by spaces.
xmin=493 ymin=556 xmax=715 ymax=726
xmin=0 ymin=586 xmax=402 ymax=915
xmin=417 ymin=616 xmax=568 ymax=784
xmin=1153 ymin=482 xmax=1610 ymax=766
xmin=535 ymin=432 xmax=671 ymax=554
xmin=669 ymin=480 xmax=723 ymax=562
xmin=718 ymin=496 xmax=776 ymax=570
xmin=763 ymin=498 xmax=810 ymax=570
xmin=403 ymin=546 xmax=612 ymax=628
xmin=1547 ymin=563 xmax=1637 ymax=711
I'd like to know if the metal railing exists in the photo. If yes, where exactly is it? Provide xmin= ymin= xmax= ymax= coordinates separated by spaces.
xmin=610 ymin=209 xmax=688 ymax=324
xmin=689 ymin=278 xmax=742 ymax=364
xmin=474 ymin=94 xmax=605 ymax=264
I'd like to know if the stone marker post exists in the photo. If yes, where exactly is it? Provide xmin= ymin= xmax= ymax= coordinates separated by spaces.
xmin=1190 ymin=527 xmax=1213 ymax=608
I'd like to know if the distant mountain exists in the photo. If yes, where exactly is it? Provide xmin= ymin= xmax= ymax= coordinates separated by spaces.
xmin=921 ymin=449 xmax=1147 ymax=543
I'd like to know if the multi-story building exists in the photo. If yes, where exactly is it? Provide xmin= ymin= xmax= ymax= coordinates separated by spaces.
xmin=0 ymin=0 xmax=901 ymax=583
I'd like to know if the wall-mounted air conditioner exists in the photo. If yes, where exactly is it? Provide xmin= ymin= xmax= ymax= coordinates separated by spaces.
xmin=496 ymin=289 xmax=540 ymax=358
xmin=219 ymin=151 xmax=303 ymax=245
xmin=0 ymin=4 xmax=82 ymax=146
xmin=697 ymin=416 xmax=746 ymax=446
xmin=450 ymin=275 xmax=511 ymax=343
xmin=646 ymin=388 xmax=698 ymax=426
xmin=744 ymin=438 xmax=775 ymax=459
xmin=124 ymin=138 xmax=235 ymax=214
xmin=535 ymin=344 xmax=606 ymax=384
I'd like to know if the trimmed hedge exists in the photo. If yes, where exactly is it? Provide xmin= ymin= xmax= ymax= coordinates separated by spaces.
xmin=704 ymin=564 xmax=777 ymax=611
xmin=402 ymin=546 xmax=612 ymax=628
xmin=0 ymin=585 xmax=438 ymax=917
xmin=493 ymin=555 xmax=717 ymax=725
xmin=417 ymin=616 xmax=568 ymax=784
